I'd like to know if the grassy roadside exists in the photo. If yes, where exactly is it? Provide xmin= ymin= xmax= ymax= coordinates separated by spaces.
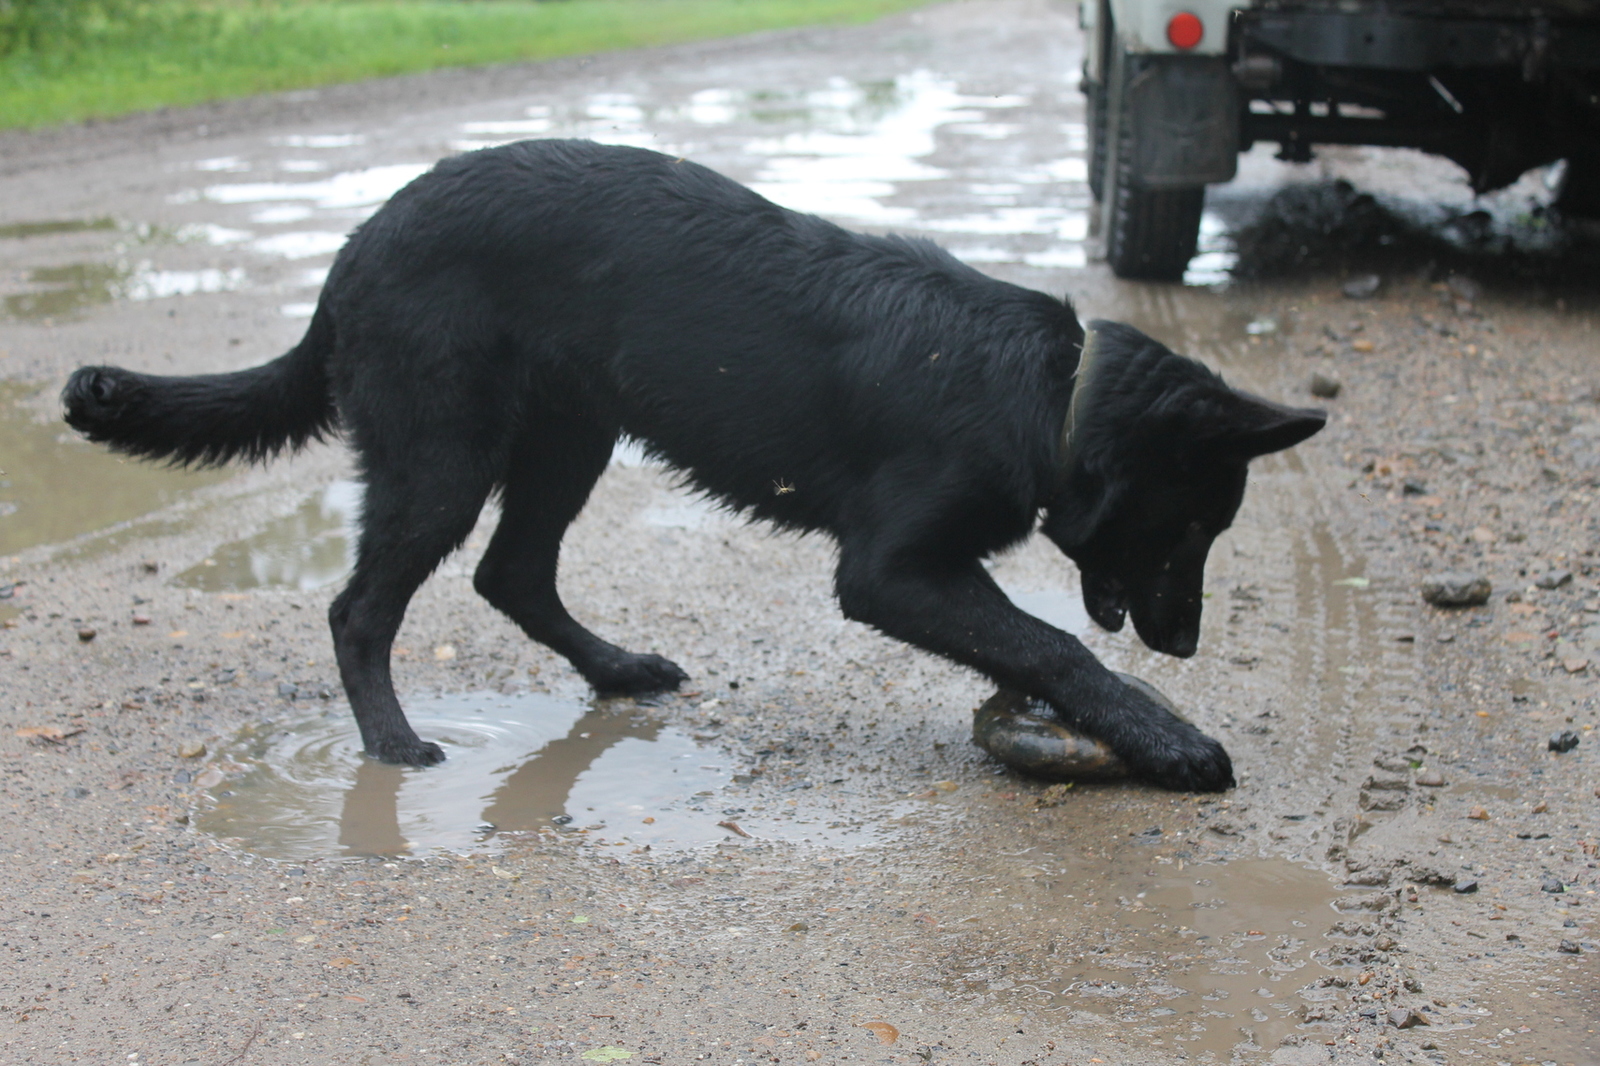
xmin=0 ymin=0 xmax=931 ymax=131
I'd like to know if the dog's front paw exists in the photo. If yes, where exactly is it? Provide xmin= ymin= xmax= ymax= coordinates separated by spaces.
xmin=366 ymin=736 xmax=446 ymax=768
xmin=588 ymin=652 xmax=689 ymax=696
xmin=1129 ymin=726 xmax=1234 ymax=793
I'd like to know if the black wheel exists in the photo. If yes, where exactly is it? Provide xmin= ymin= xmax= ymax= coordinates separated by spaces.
xmin=1100 ymin=51 xmax=1205 ymax=281
xmin=1087 ymin=79 xmax=1107 ymax=202
xmin=1555 ymin=151 xmax=1600 ymax=220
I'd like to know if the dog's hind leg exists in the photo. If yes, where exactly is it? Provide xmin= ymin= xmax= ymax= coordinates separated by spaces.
xmin=330 ymin=458 xmax=495 ymax=767
xmin=473 ymin=413 xmax=689 ymax=696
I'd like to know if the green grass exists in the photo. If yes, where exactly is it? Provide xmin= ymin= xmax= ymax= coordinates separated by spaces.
xmin=0 ymin=0 xmax=931 ymax=131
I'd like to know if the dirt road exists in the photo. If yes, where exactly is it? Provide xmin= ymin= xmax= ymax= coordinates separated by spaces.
xmin=0 ymin=2 xmax=1595 ymax=1062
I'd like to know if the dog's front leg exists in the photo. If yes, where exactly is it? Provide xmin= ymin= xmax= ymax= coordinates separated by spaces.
xmin=835 ymin=546 xmax=1233 ymax=792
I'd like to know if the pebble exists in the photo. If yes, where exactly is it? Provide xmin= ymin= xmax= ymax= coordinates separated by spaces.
xmin=178 ymin=741 xmax=207 ymax=759
xmin=1309 ymin=373 xmax=1342 ymax=399
xmin=1467 ymin=806 xmax=1490 ymax=820
xmin=1557 ymin=939 xmax=1582 ymax=954
xmin=1541 ymin=876 xmax=1565 ymax=894
xmin=1351 ymin=338 xmax=1376 ymax=352
xmin=131 ymin=613 xmax=152 ymax=626
xmin=63 ymin=786 xmax=90 ymax=799
xmin=1415 ymin=769 xmax=1446 ymax=787
xmin=1452 ymin=878 xmax=1479 ymax=894
xmin=1420 ymin=572 xmax=1491 ymax=607
xmin=1548 ymin=730 xmax=1581 ymax=753
xmin=1534 ymin=569 xmax=1573 ymax=589
xmin=1386 ymin=1007 xmax=1429 ymax=1029
xmin=76 ymin=627 xmax=96 ymax=643
xmin=1342 ymin=273 xmax=1382 ymax=299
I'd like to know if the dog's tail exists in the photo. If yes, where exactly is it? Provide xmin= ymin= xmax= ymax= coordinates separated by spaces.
xmin=61 ymin=305 xmax=338 ymax=468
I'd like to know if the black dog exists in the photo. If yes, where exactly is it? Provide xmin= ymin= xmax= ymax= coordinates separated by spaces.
xmin=63 ymin=139 xmax=1323 ymax=792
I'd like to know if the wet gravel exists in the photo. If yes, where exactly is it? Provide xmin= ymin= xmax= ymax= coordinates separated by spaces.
xmin=0 ymin=1 xmax=1597 ymax=1063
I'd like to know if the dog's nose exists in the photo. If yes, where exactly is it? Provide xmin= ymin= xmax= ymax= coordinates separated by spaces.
xmin=1165 ymin=630 xmax=1198 ymax=658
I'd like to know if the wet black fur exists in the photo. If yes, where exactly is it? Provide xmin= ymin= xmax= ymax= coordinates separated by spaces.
xmin=63 ymin=139 xmax=1323 ymax=792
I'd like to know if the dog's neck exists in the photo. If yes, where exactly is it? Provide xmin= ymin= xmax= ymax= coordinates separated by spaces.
xmin=1055 ymin=328 xmax=1101 ymax=491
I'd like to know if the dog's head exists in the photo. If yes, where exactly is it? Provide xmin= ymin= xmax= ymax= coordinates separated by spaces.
xmin=1040 ymin=322 xmax=1325 ymax=658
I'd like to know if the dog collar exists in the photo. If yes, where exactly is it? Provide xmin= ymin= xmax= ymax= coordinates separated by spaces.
xmin=1055 ymin=327 xmax=1100 ymax=489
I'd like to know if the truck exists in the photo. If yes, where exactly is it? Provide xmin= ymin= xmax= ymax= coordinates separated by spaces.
xmin=1081 ymin=1 xmax=1600 ymax=279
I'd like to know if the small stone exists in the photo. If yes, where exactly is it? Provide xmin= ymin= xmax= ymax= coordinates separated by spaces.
xmin=1541 ymin=876 xmax=1565 ymax=893
xmin=76 ymin=627 xmax=97 ymax=642
xmin=1562 ymin=657 xmax=1590 ymax=674
xmin=1447 ymin=274 xmax=1483 ymax=302
xmin=131 ymin=613 xmax=152 ymax=626
xmin=1420 ymin=572 xmax=1491 ymax=608
xmin=1549 ymin=730 xmax=1581 ymax=753
xmin=1342 ymin=273 xmax=1382 ymax=299
xmin=1535 ymin=569 xmax=1573 ymax=589
xmin=140 ymin=560 xmax=160 ymax=574
xmin=1309 ymin=373 xmax=1342 ymax=399
xmin=64 ymin=786 xmax=90 ymax=799
xmin=1558 ymin=939 xmax=1582 ymax=954
xmin=277 ymin=682 xmax=299 ymax=699
xmin=1401 ymin=478 xmax=1427 ymax=495
xmin=1453 ymin=878 xmax=1479 ymax=894
xmin=1467 ymin=806 xmax=1490 ymax=820
xmin=1415 ymin=769 xmax=1446 ymax=787
xmin=178 ymin=741 xmax=207 ymax=759
xmin=1351 ymin=338 xmax=1376 ymax=352
xmin=1387 ymin=1007 xmax=1429 ymax=1029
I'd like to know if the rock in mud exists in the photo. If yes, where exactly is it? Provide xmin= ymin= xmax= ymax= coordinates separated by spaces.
xmin=1420 ymin=572 xmax=1491 ymax=607
xmin=1558 ymin=939 xmax=1583 ymax=954
xmin=1309 ymin=373 xmax=1342 ymax=399
xmin=1541 ymin=875 xmax=1565 ymax=893
xmin=1342 ymin=273 xmax=1383 ymax=299
xmin=1549 ymin=730 xmax=1580 ymax=753
xmin=1534 ymin=569 xmax=1573 ymax=589
xmin=1452 ymin=878 xmax=1479 ymax=894
xmin=1415 ymin=769 xmax=1446 ymax=786
xmin=972 ymin=674 xmax=1182 ymax=782
xmin=76 ymin=627 xmax=96 ymax=642
xmin=1387 ymin=1007 xmax=1429 ymax=1029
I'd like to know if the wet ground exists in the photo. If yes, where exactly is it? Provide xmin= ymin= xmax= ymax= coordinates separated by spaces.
xmin=1 ymin=1 xmax=1596 ymax=1062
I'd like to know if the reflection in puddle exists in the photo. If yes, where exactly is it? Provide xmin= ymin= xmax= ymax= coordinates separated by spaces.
xmin=0 ymin=217 xmax=117 ymax=240
xmin=3 ymin=261 xmax=246 ymax=321
xmin=174 ymin=479 xmax=360 ymax=592
xmin=0 ymin=382 xmax=226 ymax=555
xmin=1004 ymin=586 xmax=1089 ymax=634
xmin=196 ymin=163 xmax=429 ymax=211
xmin=195 ymin=692 xmax=737 ymax=859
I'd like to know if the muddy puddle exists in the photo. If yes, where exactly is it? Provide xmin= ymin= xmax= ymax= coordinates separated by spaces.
xmin=174 ymin=479 xmax=360 ymax=591
xmin=0 ymin=381 xmax=226 ymax=556
xmin=194 ymin=690 xmax=919 ymax=861
xmin=945 ymin=854 xmax=1352 ymax=1059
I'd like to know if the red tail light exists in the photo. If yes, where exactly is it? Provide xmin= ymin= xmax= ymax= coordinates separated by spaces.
xmin=1167 ymin=12 xmax=1204 ymax=50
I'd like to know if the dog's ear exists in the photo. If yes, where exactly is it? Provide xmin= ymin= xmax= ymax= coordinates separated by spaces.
xmin=1198 ymin=390 xmax=1326 ymax=459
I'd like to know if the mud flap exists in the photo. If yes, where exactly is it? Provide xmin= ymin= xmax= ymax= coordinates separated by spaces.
xmin=1126 ymin=57 xmax=1240 ymax=188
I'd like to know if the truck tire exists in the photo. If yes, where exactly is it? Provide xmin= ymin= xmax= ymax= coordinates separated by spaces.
xmin=1087 ymin=79 xmax=1107 ymax=202
xmin=1555 ymin=151 xmax=1600 ymax=221
xmin=1101 ymin=52 xmax=1205 ymax=281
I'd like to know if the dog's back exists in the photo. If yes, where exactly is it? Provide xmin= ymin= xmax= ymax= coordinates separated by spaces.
xmin=319 ymin=139 xmax=1082 ymax=534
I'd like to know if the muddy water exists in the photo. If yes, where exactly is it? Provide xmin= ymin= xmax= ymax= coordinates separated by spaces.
xmin=0 ymin=381 xmax=226 ymax=556
xmin=196 ymin=690 xmax=921 ymax=861
xmin=173 ymin=479 xmax=360 ymax=591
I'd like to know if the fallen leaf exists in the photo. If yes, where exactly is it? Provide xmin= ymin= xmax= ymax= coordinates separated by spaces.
xmin=16 ymin=725 xmax=85 ymax=743
xmin=294 ymin=935 xmax=316 ymax=944
xmin=579 ymin=1048 xmax=633 ymax=1062
xmin=1351 ymin=339 xmax=1375 ymax=352
xmin=717 ymin=820 xmax=751 ymax=838
xmin=859 ymin=1021 xmax=899 ymax=1046
xmin=326 ymin=957 xmax=356 ymax=968
xmin=1333 ymin=576 xmax=1370 ymax=588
